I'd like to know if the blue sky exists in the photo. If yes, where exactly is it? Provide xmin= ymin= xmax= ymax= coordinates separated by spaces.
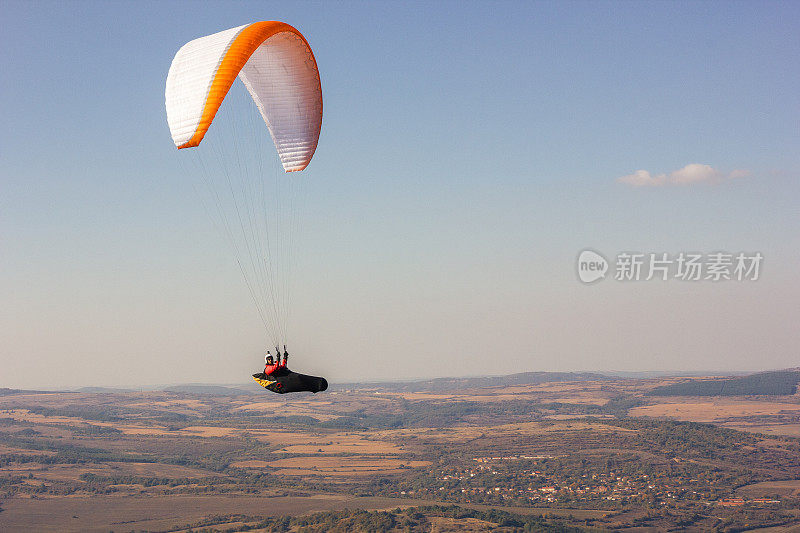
xmin=2 ymin=1 xmax=799 ymax=388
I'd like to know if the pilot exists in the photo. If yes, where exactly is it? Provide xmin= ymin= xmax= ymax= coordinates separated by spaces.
xmin=264 ymin=352 xmax=286 ymax=376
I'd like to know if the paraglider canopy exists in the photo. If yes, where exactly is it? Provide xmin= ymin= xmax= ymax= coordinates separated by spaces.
xmin=165 ymin=21 xmax=323 ymax=172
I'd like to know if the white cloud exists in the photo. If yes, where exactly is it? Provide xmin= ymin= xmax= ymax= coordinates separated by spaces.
xmin=669 ymin=163 xmax=720 ymax=184
xmin=617 ymin=169 xmax=665 ymax=187
xmin=616 ymin=164 xmax=749 ymax=187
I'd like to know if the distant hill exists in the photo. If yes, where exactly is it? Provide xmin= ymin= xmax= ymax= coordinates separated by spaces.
xmin=600 ymin=370 xmax=744 ymax=378
xmin=646 ymin=370 xmax=800 ymax=397
xmin=162 ymin=384 xmax=251 ymax=396
xmin=0 ymin=387 xmax=59 ymax=396
xmin=75 ymin=387 xmax=135 ymax=393
xmin=336 ymin=371 xmax=615 ymax=393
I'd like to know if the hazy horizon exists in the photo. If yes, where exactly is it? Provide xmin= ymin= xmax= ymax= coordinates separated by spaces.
xmin=6 ymin=367 xmax=786 ymax=393
xmin=2 ymin=1 xmax=799 ymax=389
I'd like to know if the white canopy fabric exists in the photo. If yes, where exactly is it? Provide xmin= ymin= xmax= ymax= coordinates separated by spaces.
xmin=165 ymin=21 xmax=322 ymax=172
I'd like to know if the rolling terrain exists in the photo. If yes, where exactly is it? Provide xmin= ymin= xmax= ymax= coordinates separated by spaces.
xmin=2 ymin=370 xmax=800 ymax=531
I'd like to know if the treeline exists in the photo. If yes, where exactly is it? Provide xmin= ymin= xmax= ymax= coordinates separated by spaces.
xmin=647 ymin=371 xmax=800 ymax=397
xmin=79 ymin=472 xmax=224 ymax=488
xmin=22 ymin=404 xmax=125 ymax=422
xmin=166 ymin=505 xmax=585 ymax=532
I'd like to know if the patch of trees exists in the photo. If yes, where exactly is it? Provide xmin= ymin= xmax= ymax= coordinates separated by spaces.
xmin=603 ymin=396 xmax=645 ymax=417
xmin=70 ymin=424 xmax=123 ymax=437
xmin=600 ymin=418 xmax=759 ymax=459
xmin=168 ymin=505 xmax=583 ymax=532
xmin=22 ymin=404 xmax=124 ymax=422
xmin=269 ymin=415 xmax=322 ymax=426
xmin=646 ymin=371 xmax=800 ymax=397
xmin=155 ymin=412 xmax=198 ymax=423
